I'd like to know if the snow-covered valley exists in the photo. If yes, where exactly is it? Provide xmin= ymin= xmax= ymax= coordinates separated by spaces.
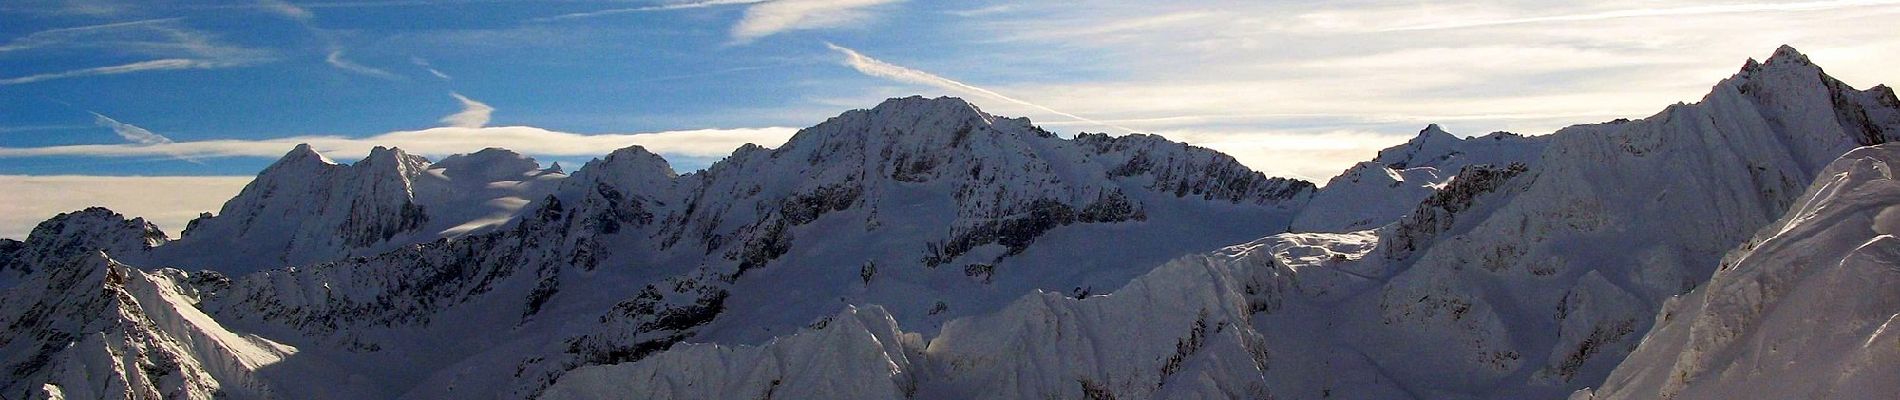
xmin=3 ymin=46 xmax=1898 ymax=399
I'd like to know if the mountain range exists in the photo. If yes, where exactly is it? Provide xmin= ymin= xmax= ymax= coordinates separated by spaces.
xmin=2 ymin=45 xmax=1896 ymax=399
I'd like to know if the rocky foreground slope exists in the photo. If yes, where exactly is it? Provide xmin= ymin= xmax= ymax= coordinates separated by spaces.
xmin=1579 ymin=144 xmax=1900 ymax=399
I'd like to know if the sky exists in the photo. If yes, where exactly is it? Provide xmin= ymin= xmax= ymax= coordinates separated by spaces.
xmin=2 ymin=0 xmax=1898 ymax=239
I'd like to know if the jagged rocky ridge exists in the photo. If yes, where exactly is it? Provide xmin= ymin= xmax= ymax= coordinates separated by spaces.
xmin=0 ymin=208 xmax=168 ymax=289
xmin=2 ymin=46 xmax=1897 ymax=399
xmin=0 ymin=95 xmax=1312 ymax=398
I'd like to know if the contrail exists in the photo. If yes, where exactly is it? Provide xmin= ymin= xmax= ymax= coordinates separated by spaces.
xmin=88 ymin=111 xmax=206 ymax=164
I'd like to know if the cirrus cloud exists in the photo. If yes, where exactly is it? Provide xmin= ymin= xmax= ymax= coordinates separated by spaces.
xmin=0 ymin=125 xmax=800 ymax=161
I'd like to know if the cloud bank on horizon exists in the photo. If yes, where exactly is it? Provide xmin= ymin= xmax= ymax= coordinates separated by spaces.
xmin=1 ymin=0 xmax=1898 ymax=238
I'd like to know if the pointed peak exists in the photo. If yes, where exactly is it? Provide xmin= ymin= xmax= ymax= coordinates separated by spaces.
xmin=1418 ymin=124 xmax=1456 ymax=140
xmin=273 ymin=143 xmax=335 ymax=167
xmin=575 ymin=144 xmax=676 ymax=180
xmin=1766 ymin=44 xmax=1811 ymax=66
xmin=544 ymin=161 xmax=564 ymax=174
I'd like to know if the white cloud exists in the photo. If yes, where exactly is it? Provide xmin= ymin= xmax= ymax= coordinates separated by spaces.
xmin=824 ymin=42 xmax=1135 ymax=133
xmin=0 ymin=58 xmax=233 ymax=85
xmin=440 ymin=93 xmax=494 ymax=128
xmin=532 ymin=0 xmax=903 ymax=43
xmin=0 ymin=126 xmax=800 ymax=161
xmin=730 ymin=0 xmax=902 ymax=43
xmin=0 ymin=175 xmax=252 ymax=240
xmin=947 ymin=4 xmax=1014 ymax=17
xmin=325 ymin=49 xmax=402 ymax=80
xmin=1155 ymin=129 xmax=1411 ymax=183
xmin=257 ymin=0 xmax=314 ymax=21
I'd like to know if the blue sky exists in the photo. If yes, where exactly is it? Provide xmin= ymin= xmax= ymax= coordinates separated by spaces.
xmin=2 ymin=0 xmax=1899 ymax=238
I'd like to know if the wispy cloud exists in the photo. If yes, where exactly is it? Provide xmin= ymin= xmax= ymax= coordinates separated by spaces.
xmin=411 ymin=56 xmax=451 ymax=80
xmin=0 ymin=59 xmax=234 ymax=85
xmin=732 ymin=0 xmax=901 ymax=43
xmin=0 ymin=18 xmax=273 ymax=85
xmin=1381 ymin=0 xmax=1900 ymax=32
xmin=947 ymin=4 xmax=1014 ymax=17
xmin=0 ymin=126 xmax=801 ymax=161
xmin=536 ymin=0 xmax=903 ymax=43
xmin=0 ymin=18 xmax=181 ymax=53
xmin=257 ymin=0 xmax=315 ymax=21
xmin=533 ymin=0 xmax=769 ymax=22
xmin=440 ymin=93 xmax=494 ymax=128
xmin=259 ymin=0 xmax=408 ymax=80
xmin=325 ymin=49 xmax=403 ymax=80
xmin=824 ymin=42 xmax=1135 ymax=133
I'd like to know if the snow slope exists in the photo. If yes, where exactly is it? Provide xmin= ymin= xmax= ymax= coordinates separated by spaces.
xmin=1579 ymin=144 xmax=1900 ymax=400
xmin=540 ymin=232 xmax=1372 ymax=399
xmin=1 ymin=241 xmax=294 ymax=400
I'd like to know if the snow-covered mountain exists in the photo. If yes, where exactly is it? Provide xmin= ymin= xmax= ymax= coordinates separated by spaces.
xmin=533 ymin=45 xmax=1900 ymax=399
xmin=1578 ymin=144 xmax=1900 ymax=400
xmin=2 ymin=45 xmax=1896 ymax=400
xmin=5 ymin=95 xmax=1309 ymax=399
xmin=0 ymin=211 xmax=295 ymax=400
xmin=1288 ymin=44 xmax=1900 ymax=398
xmin=0 ymin=208 xmax=168 ymax=289
xmin=148 ymin=145 xmax=565 ymax=274
xmin=1292 ymin=125 xmax=1549 ymax=232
